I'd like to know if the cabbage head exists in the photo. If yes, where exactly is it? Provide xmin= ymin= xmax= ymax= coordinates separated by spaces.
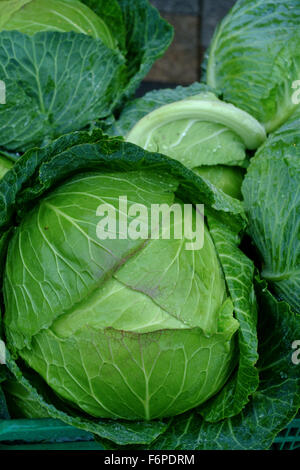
xmin=206 ymin=0 xmax=300 ymax=132
xmin=110 ymin=84 xmax=266 ymax=200
xmin=4 ymin=166 xmax=241 ymax=419
xmin=0 ymin=0 xmax=116 ymax=48
xmin=0 ymin=132 xmax=298 ymax=450
xmin=0 ymin=0 xmax=173 ymax=154
xmin=0 ymin=131 xmax=258 ymax=421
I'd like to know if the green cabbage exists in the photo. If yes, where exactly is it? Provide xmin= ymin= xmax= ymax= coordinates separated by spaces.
xmin=0 ymin=0 xmax=173 ymax=154
xmin=0 ymin=0 xmax=299 ymax=451
xmin=206 ymin=0 xmax=300 ymax=132
xmin=0 ymin=0 xmax=116 ymax=48
xmin=0 ymin=132 xmax=298 ymax=449
xmin=110 ymin=83 xmax=265 ymax=199
xmin=4 ymin=169 xmax=239 ymax=419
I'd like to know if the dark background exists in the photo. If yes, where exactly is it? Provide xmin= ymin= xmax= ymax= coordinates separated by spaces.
xmin=141 ymin=0 xmax=235 ymax=91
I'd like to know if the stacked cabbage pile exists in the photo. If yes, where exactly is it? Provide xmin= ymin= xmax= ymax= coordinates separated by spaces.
xmin=0 ymin=0 xmax=299 ymax=450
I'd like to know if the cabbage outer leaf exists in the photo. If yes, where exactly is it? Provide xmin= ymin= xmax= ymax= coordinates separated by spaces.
xmin=242 ymin=109 xmax=300 ymax=313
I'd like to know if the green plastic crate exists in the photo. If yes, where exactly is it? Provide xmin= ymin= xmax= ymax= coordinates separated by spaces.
xmin=273 ymin=416 xmax=300 ymax=450
xmin=0 ymin=418 xmax=102 ymax=450
xmin=1 ymin=415 xmax=300 ymax=450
